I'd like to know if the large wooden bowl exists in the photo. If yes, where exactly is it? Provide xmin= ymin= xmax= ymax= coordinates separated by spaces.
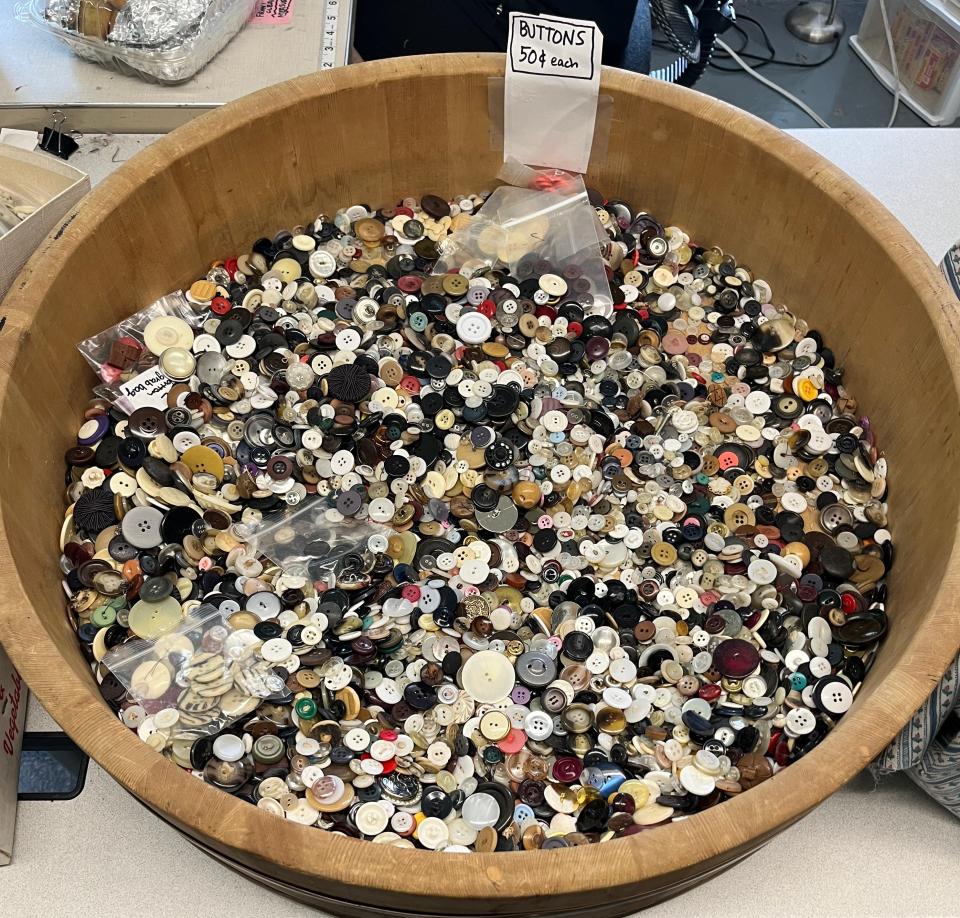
xmin=1 ymin=55 xmax=958 ymax=917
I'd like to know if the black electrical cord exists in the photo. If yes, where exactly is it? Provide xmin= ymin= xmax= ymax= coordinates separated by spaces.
xmin=707 ymin=14 xmax=840 ymax=71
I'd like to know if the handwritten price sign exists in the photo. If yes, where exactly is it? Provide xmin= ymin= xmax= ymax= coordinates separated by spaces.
xmin=509 ymin=15 xmax=597 ymax=80
xmin=503 ymin=13 xmax=603 ymax=174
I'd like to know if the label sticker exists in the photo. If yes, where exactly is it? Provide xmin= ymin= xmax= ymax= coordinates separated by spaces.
xmin=116 ymin=365 xmax=173 ymax=414
xmin=249 ymin=0 xmax=296 ymax=25
xmin=504 ymin=13 xmax=603 ymax=174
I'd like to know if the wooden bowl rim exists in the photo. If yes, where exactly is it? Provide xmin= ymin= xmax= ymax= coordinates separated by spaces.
xmin=2 ymin=54 xmax=959 ymax=904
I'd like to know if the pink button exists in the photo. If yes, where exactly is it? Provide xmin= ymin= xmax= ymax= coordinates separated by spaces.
xmin=537 ymin=515 xmax=554 ymax=529
xmin=662 ymin=332 xmax=688 ymax=355
xmin=497 ymin=729 xmax=528 ymax=754
xmin=401 ymin=585 xmax=421 ymax=602
xmin=717 ymin=451 xmax=739 ymax=470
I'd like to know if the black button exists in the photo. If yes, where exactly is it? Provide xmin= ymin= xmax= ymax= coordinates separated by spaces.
xmin=562 ymin=631 xmax=592 ymax=662
xmin=426 ymin=355 xmax=452 ymax=379
xmin=421 ymin=786 xmax=453 ymax=818
xmin=140 ymin=576 xmax=174 ymax=602
xmin=384 ymin=455 xmax=410 ymax=477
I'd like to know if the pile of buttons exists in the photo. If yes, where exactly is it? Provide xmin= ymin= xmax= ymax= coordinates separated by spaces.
xmin=60 ymin=188 xmax=893 ymax=852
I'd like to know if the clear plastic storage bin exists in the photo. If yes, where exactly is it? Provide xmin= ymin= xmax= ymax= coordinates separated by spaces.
xmin=851 ymin=0 xmax=960 ymax=124
xmin=30 ymin=0 xmax=258 ymax=84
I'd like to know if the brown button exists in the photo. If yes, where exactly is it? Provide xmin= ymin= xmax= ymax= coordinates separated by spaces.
xmin=560 ymin=663 xmax=589 ymax=691
xmin=296 ymin=670 xmax=321 ymax=688
xmin=737 ymin=752 xmax=774 ymax=789
xmin=596 ymin=707 xmax=627 ymax=734
xmin=475 ymin=826 xmax=499 ymax=852
xmin=522 ymin=823 xmax=545 ymax=850
xmin=190 ymin=279 xmax=216 ymax=302
xmin=634 ymin=621 xmax=656 ymax=642
xmin=709 ymin=412 xmax=737 ymax=433
xmin=420 ymin=275 xmax=446 ymax=296
xmin=355 ymin=218 xmax=385 ymax=244
xmin=379 ymin=358 xmax=404 ymax=386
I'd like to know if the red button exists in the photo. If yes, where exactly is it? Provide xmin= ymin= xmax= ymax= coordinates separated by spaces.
xmin=401 ymin=584 xmax=421 ymax=602
xmin=699 ymin=683 xmax=722 ymax=702
xmin=840 ymin=592 xmax=857 ymax=614
xmin=211 ymin=296 xmax=231 ymax=315
xmin=478 ymin=300 xmax=496 ymax=317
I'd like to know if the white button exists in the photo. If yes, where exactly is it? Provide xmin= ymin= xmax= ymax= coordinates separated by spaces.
xmin=679 ymin=764 xmax=716 ymax=796
xmin=459 ymin=559 xmax=489 ymax=585
xmin=786 ymin=707 xmax=816 ymax=735
xmin=447 ymin=817 xmax=479 ymax=846
xmin=375 ymin=678 xmax=402 ymax=704
xmin=809 ymin=656 xmax=832 ymax=678
xmin=330 ymin=450 xmax=355 ymax=474
xmin=780 ymin=492 xmax=808 ymax=513
xmin=212 ymin=734 xmax=245 ymax=762
xmin=461 ymin=650 xmax=515 ymax=703
xmin=456 ymin=311 xmax=492 ymax=345
xmin=261 ymin=638 xmax=293 ymax=663
xmin=818 ymin=679 xmax=853 ymax=714
xmin=602 ymin=687 xmax=633 ymax=709
xmin=542 ymin=410 xmax=567 ymax=432
xmin=461 ymin=791 xmax=500 ymax=828
xmin=524 ymin=710 xmax=553 ymax=740
xmin=744 ymin=391 xmax=771 ymax=414
xmin=356 ymin=801 xmax=390 ymax=836
xmin=747 ymin=559 xmax=777 ymax=584
xmin=417 ymin=816 xmax=450 ymax=849
xmin=344 ymin=728 xmax=370 ymax=751
xmin=335 ymin=329 xmax=361 ymax=351
xmin=309 ymin=250 xmax=337 ymax=278
xmin=143 ymin=315 xmax=194 ymax=355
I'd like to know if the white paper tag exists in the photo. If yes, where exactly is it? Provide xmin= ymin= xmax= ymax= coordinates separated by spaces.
xmin=116 ymin=365 xmax=173 ymax=414
xmin=503 ymin=13 xmax=603 ymax=174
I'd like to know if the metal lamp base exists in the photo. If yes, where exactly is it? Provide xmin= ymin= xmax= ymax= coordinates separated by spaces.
xmin=785 ymin=1 xmax=846 ymax=43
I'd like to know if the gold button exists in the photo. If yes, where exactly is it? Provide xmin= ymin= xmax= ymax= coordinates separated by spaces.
xmin=512 ymin=481 xmax=541 ymax=509
xmin=724 ymin=502 xmax=755 ymax=529
xmin=651 ymin=542 xmax=678 ymax=565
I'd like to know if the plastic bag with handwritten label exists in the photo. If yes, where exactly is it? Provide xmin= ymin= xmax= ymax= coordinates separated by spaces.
xmin=76 ymin=290 xmax=204 ymax=414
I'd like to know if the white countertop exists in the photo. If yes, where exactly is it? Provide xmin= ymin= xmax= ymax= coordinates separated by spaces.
xmin=5 ymin=126 xmax=960 ymax=917
xmin=0 ymin=0 xmax=354 ymax=132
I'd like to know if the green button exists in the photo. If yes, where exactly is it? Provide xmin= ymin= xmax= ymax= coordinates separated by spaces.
xmin=295 ymin=698 xmax=317 ymax=720
xmin=91 ymin=605 xmax=117 ymax=627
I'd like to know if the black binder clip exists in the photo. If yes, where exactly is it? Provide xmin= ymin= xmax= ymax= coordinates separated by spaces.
xmin=39 ymin=110 xmax=81 ymax=160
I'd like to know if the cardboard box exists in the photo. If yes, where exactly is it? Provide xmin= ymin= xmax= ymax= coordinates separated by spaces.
xmin=0 ymin=145 xmax=90 ymax=300
xmin=0 ymin=644 xmax=26 ymax=865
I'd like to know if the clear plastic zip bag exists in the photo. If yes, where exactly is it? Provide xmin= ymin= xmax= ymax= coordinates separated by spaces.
xmin=238 ymin=501 xmax=392 ymax=582
xmin=76 ymin=290 xmax=204 ymax=414
xmin=433 ymin=164 xmax=611 ymax=310
xmin=102 ymin=602 xmax=286 ymax=737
